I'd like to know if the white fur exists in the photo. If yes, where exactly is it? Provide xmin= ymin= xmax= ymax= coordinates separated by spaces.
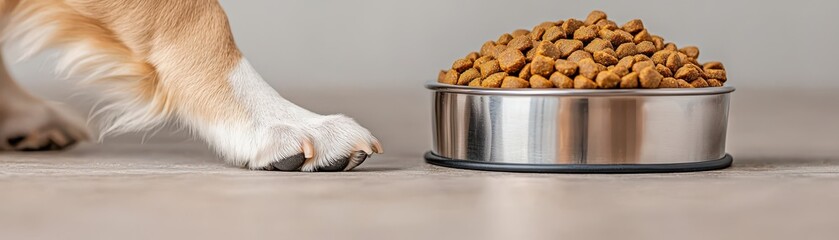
xmin=212 ymin=59 xmax=377 ymax=170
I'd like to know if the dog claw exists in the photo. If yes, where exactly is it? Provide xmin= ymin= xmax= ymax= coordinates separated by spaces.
xmin=302 ymin=139 xmax=314 ymax=158
xmin=372 ymin=138 xmax=384 ymax=154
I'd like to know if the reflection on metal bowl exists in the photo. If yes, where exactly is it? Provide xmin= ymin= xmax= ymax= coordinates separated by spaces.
xmin=426 ymin=82 xmax=734 ymax=173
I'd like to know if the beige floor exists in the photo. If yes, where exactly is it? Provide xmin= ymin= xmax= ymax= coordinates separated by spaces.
xmin=2 ymin=88 xmax=839 ymax=240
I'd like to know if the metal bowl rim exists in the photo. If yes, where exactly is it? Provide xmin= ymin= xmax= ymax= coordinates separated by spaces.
xmin=426 ymin=81 xmax=735 ymax=96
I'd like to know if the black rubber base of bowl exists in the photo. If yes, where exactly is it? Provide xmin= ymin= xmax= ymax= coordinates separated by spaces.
xmin=424 ymin=152 xmax=733 ymax=174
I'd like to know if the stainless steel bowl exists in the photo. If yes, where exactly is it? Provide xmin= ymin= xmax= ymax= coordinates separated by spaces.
xmin=426 ymin=81 xmax=735 ymax=173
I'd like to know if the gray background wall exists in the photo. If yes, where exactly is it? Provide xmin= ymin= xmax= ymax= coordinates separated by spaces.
xmin=5 ymin=0 xmax=839 ymax=156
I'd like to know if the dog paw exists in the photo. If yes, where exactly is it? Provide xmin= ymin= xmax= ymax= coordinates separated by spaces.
xmin=0 ymin=103 xmax=89 ymax=151
xmin=258 ymin=115 xmax=382 ymax=172
xmin=298 ymin=114 xmax=382 ymax=171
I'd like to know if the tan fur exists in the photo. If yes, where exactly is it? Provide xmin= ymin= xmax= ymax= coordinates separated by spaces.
xmin=2 ymin=0 xmax=248 ymax=133
xmin=1 ymin=0 xmax=382 ymax=170
xmin=66 ymin=0 xmax=246 ymax=122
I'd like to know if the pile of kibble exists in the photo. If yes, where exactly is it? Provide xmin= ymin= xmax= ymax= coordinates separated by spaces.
xmin=437 ymin=10 xmax=727 ymax=89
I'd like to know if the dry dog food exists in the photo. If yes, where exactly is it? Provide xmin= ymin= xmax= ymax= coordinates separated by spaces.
xmin=438 ymin=10 xmax=727 ymax=89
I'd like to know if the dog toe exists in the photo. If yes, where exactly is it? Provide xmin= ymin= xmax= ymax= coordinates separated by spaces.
xmin=343 ymin=150 xmax=369 ymax=171
xmin=7 ymin=136 xmax=26 ymax=147
xmin=316 ymin=154 xmax=352 ymax=172
xmin=271 ymin=153 xmax=306 ymax=171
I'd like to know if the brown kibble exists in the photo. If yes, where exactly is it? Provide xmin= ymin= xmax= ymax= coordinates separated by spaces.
xmin=585 ymin=10 xmax=607 ymax=25
xmin=677 ymin=79 xmax=693 ymax=88
xmin=497 ymin=49 xmax=527 ymax=73
xmin=507 ymin=35 xmax=533 ymax=51
xmin=651 ymin=35 xmax=664 ymax=50
xmin=651 ymin=50 xmax=673 ymax=65
xmin=584 ymin=38 xmax=613 ymax=53
xmin=593 ymin=50 xmax=619 ymax=66
xmin=704 ymin=69 xmax=727 ymax=82
xmin=519 ymin=63 xmax=532 ymax=80
xmin=686 ymin=56 xmax=699 ymax=65
xmin=480 ymin=41 xmax=495 ymax=56
xmin=573 ymin=26 xmax=598 ymax=42
xmin=634 ymin=29 xmax=652 ymax=44
xmin=538 ymin=21 xmax=558 ymax=28
xmin=473 ymin=56 xmax=493 ymax=71
xmin=676 ymin=52 xmax=689 ymax=64
xmin=442 ymin=14 xmax=728 ymax=89
xmin=468 ymin=78 xmax=482 ymax=87
xmin=530 ymin=28 xmax=546 ymax=41
xmin=554 ymin=59 xmax=578 ymax=76
xmin=703 ymin=61 xmax=725 ymax=70
xmin=665 ymin=52 xmax=683 ymax=73
xmin=690 ymin=78 xmax=709 ymax=88
xmin=595 ymin=19 xmax=618 ymax=31
xmin=611 ymin=65 xmax=629 ymax=77
xmin=442 ymin=70 xmax=459 ymax=85
xmin=465 ymin=52 xmax=480 ymax=62
xmin=674 ymin=64 xmax=700 ymax=81
xmin=595 ymin=71 xmax=621 ymax=89
xmin=632 ymin=60 xmax=654 ymax=73
xmin=636 ymin=41 xmax=656 ymax=55
xmin=501 ymin=76 xmax=530 ymax=88
xmin=550 ymin=72 xmax=574 ymax=88
xmin=478 ymin=41 xmax=495 ymax=56
xmin=638 ymin=67 xmax=663 ymax=89
xmin=574 ymin=75 xmax=597 ymax=89
xmin=556 ymin=39 xmax=584 ymax=58
xmin=535 ymin=21 xmax=557 ymax=29
xmin=679 ymin=46 xmax=700 ymax=59
xmin=451 ymin=58 xmax=473 ymax=73
xmin=617 ymin=56 xmax=635 ymax=69
xmin=655 ymin=64 xmax=673 ymax=78
xmin=561 ymin=18 xmax=586 ymax=36
xmin=511 ymin=29 xmax=530 ymax=37
xmin=529 ymin=75 xmax=555 ymax=88
xmin=597 ymin=28 xmax=613 ymax=39
xmin=534 ymin=41 xmax=561 ymax=59
xmin=457 ymin=68 xmax=481 ymax=85
xmin=533 ymin=21 xmax=557 ymax=33
xmin=605 ymin=30 xmax=633 ymax=47
xmin=567 ymin=50 xmax=593 ymax=63
xmin=578 ymin=58 xmax=605 ymax=79
xmin=479 ymin=60 xmax=501 ymax=78
xmin=659 ymin=77 xmax=679 ymax=88
xmin=620 ymin=72 xmax=640 ymax=88
xmin=542 ymin=26 xmax=566 ymax=42
xmin=615 ymin=43 xmax=637 ymax=59
xmin=497 ymin=34 xmax=514 ymax=45
xmin=531 ymin=55 xmax=556 ymax=77
xmin=481 ymin=72 xmax=507 ymax=88
xmin=622 ymin=19 xmax=645 ymax=34
xmin=525 ymin=48 xmax=535 ymax=62
xmin=486 ymin=45 xmax=507 ymax=58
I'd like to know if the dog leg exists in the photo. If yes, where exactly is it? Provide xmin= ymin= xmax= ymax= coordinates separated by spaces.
xmin=0 ymin=52 xmax=89 ymax=151
xmin=17 ymin=1 xmax=383 ymax=170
